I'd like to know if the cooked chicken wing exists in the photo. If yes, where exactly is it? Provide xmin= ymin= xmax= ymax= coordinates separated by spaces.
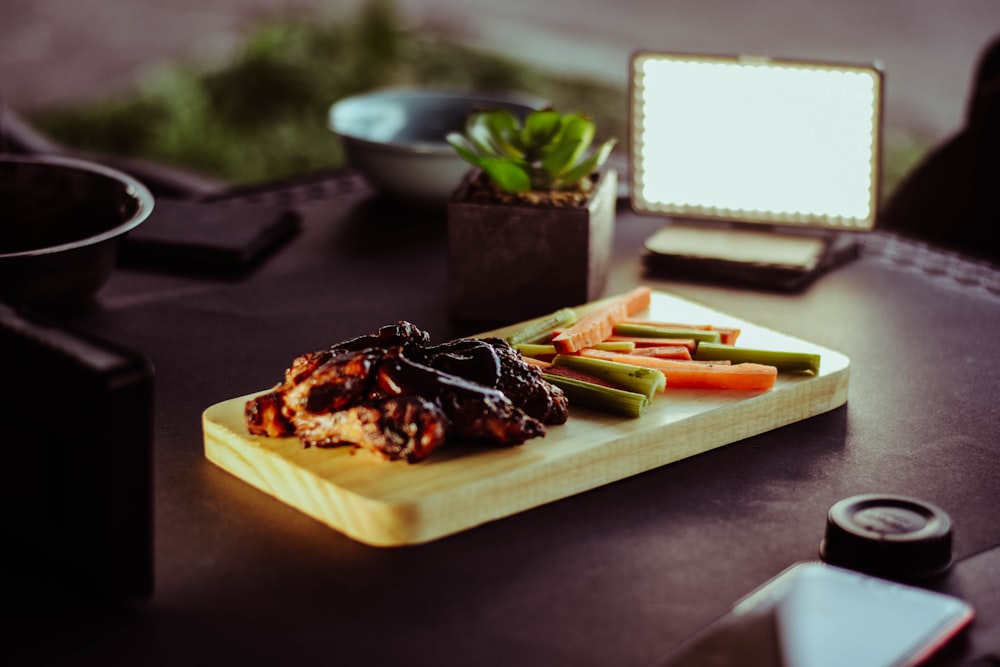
xmin=245 ymin=321 xmax=566 ymax=462
xmin=293 ymin=395 xmax=448 ymax=462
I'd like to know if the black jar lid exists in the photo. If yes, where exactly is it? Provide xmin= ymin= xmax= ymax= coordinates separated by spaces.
xmin=819 ymin=494 xmax=954 ymax=581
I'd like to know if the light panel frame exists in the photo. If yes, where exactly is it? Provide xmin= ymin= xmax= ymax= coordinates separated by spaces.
xmin=630 ymin=51 xmax=884 ymax=232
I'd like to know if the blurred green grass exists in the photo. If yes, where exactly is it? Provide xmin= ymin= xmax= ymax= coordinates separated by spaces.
xmin=29 ymin=0 xmax=626 ymax=186
xmin=28 ymin=0 xmax=925 ymax=196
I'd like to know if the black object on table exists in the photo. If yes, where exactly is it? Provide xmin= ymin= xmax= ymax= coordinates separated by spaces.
xmin=0 ymin=302 xmax=154 ymax=607
xmin=120 ymin=198 xmax=300 ymax=274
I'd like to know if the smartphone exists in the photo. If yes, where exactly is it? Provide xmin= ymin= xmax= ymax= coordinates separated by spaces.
xmin=656 ymin=561 xmax=974 ymax=667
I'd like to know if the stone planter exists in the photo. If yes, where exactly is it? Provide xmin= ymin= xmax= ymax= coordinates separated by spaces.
xmin=447 ymin=168 xmax=617 ymax=324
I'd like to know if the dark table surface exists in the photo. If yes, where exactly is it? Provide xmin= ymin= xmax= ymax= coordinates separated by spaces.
xmin=10 ymin=171 xmax=1000 ymax=666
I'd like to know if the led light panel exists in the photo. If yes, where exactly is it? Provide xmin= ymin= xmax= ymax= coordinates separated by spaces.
xmin=631 ymin=52 xmax=883 ymax=231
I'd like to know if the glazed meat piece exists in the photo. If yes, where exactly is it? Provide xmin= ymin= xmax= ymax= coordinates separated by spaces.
xmin=433 ymin=379 xmax=545 ymax=446
xmin=277 ymin=322 xmax=425 ymax=387
xmin=377 ymin=351 xmax=545 ymax=447
xmin=480 ymin=337 xmax=569 ymax=425
xmin=293 ymin=395 xmax=449 ymax=463
xmin=245 ymin=387 xmax=295 ymax=437
xmin=284 ymin=348 xmax=334 ymax=385
xmin=282 ymin=347 xmax=385 ymax=415
xmin=245 ymin=347 xmax=385 ymax=438
xmin=419 ymin=337 xmax=568 ymax=425
xmin=245 ymin=321 xmax=564 ymax=460
xmin=332 ymin=321 xmax=431 ymax=353
xmin=419 ymin=338 xmax=502 ymax=387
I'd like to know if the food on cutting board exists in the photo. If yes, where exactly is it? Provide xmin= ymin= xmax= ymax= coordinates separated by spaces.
xmin=693 ymin=341 xmax=821 ymax=374
xmin=508 ymin=287 xmax=823 ymax=417
xmin=244 ymin=288 xmax=824 ymax=462
xmin=245 ymin=321 xmax=568 ymax=463
xmin=551 ymin=286 xmax=652 ymax=353
xmin=572 ymin=349 xmax=778 ymax=391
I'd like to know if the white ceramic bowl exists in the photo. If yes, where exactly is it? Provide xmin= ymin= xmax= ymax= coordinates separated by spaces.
xmin=329 ymin=89 xmax=545 ymax=208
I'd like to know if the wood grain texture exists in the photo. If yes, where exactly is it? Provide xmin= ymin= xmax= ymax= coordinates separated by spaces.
xmin=203 ymin=291 xmax=849 ymax=547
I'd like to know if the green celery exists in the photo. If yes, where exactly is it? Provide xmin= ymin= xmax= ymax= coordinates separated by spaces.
xmin=516 ymin=343 xmax=557 ymax=358
xmin=694 ymin=342 xmax=821 ymax=374
xmin=552 ymin=354 xmax=665 ymax=401
xmin=614 ymin=322 xmax=722 ymax=344
xmin=517 ymin=339 xmax=634 ymax=360
xmin=504 ymin=307 xmax=578 ymax=345
xmin=542 ymin=374 xmax=648 ymax=418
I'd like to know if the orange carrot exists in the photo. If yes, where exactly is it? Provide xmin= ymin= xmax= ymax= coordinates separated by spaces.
xmin=605 ymin=335 xmax=698 ymax=352
xmin=552 ymin=286 xmax=652 ymax=354
xmin=621 ymin=320 xmax=741 ymax=345
xmin=521 ymin=355 xmax=553 ymax=369
xmin=577 ymin=349 xmax=776 ymax=390
xmin=626 ymin=345 xmax=692 ymax=360
xmin=674 ymin=359 xmax=732 ymax=365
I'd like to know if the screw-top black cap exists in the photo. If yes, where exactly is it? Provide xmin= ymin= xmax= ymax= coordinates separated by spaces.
xmin=819 ymin=494 xmax=953 ymax=581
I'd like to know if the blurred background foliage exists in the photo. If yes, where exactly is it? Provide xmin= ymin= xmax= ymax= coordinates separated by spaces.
xmin=29 ymin=0 xmax=626 ymax=186
xmin=28 ymin=0 xmax=920 ymax=196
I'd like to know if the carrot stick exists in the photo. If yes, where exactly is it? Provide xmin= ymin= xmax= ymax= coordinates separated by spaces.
xmin=605 ymin=335 xmax=697 ymax=352
xmin=625 ymin=345 xmax=693 ymax=361
xmin=521 ymin=355 xmax=552 ymax=369
xmin=577 ymin=349 xmax=776 ymax=390
xmin=621 ymin=320 xmax=741 ymax=345
xmin=672 ymin=359 xmax=732 ymax=365
xmin=552 ymin=286 xmax=652 ymax=354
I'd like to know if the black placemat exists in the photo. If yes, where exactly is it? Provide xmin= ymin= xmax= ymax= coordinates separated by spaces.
xmin=121 ymin=198 xmax=300 ymax=274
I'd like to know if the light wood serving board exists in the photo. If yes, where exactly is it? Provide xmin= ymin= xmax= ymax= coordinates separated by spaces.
xmin=203 ymin=290 xmax=849 ymax=547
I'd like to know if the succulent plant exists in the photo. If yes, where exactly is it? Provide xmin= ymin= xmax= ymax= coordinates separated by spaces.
xmin=447 ymin=108 xmax=617 ymax=194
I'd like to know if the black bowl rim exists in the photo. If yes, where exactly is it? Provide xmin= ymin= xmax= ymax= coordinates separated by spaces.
xmin=327 ymin=88 xmax=547 ymax=153
xmin=0 ymin=154 xmax=155 ymax=259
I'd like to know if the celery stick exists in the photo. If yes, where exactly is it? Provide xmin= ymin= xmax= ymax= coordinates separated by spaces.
xmin=517 ymin=341 xmax=633 ymax=357
xmin=694 ymin=342 xmax=821 ymax=374
xmin=552 ymin=354 xmax=666 ymax=401
xmin=505 ymin=307 xmax=578 ymax=345
xmin=542 ymin=374 xmax=648 ymax=418
xmin=614 ymin=322 xmax=722 ymax=344
xmin=515 ymin=343 xmax=557 ymax=358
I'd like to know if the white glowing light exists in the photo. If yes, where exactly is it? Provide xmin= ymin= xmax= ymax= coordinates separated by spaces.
xmin=631 ymin=54 xmax=882 ymax=230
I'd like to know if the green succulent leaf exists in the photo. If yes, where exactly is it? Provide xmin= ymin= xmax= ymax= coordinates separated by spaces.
xmin=480 ymin=157 xmax=532 ymax=193
xmin=483 ymin=110 xmax=524 ymax=158
xmin=521 ymin=110 xmax=562 ymax=151
xmin=465 ymin=111 xmax=505 ymax=158
xmin=446 ymin=132 xmax=487 ymax=167
xmin=558 ymin=137 xmax=617 ymax=187
xmin=541 ymin=114 xmax=594 ymax=178
xmin=448 ymin=105 xmax=616 ymax=194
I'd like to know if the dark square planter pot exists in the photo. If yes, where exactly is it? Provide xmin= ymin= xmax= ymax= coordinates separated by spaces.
xmin=447 ymin=168 xmax=617 ymax=324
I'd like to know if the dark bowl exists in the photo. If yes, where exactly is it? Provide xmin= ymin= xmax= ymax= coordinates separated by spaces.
xmin=0 ymin=155 xmax=154 ymax=310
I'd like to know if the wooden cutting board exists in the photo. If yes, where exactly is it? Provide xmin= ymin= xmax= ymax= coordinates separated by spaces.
xmin=203 ymin=290 xmax=849 ymax=547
